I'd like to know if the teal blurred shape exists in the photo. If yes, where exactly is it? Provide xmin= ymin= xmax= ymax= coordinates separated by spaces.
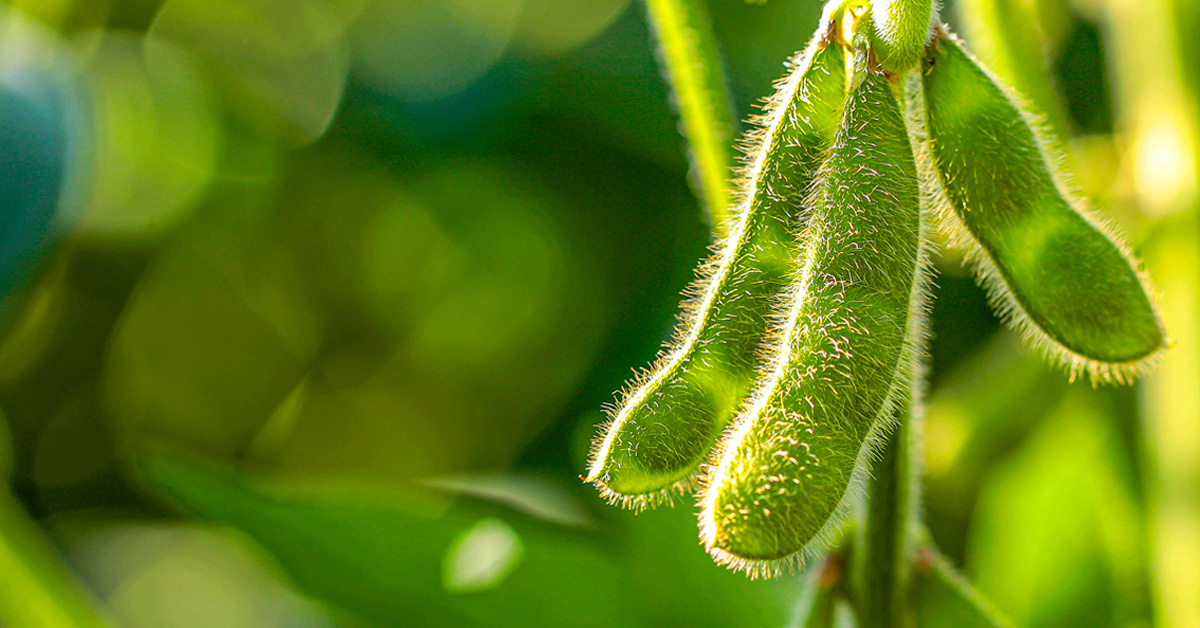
xmin=0 ymin=80 xmax=64 ymax=301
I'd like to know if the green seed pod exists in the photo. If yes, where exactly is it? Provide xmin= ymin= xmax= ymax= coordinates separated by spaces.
xmin=585 ymin=26 xmax=849 ymax=508
xmin=921 ymin=34 xmax=1166 ymax=384
xmin=870 ymin=0 xmax=937 ymax=75
xmin=700 ymin=43 xmax=924 ymax=577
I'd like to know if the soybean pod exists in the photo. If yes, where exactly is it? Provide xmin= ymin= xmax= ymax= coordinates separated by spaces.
xmin=921 ymin=34 xmax=1165 ymax=383
xmin=585 ymin=22 xmax=850 ymax=508
xmin=700 ymin=39 xmax=924 ymax=577
xmin=870 ymin=0 xmax=938 ymax=75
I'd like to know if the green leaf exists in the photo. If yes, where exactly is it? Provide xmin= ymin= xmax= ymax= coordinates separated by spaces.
xmin=911 ymin=547 xmax=1017 ymax=628
xmin=138 ymin=451 xmax=631 ymax=627
xmin=699 ymin=35 xmax=923 ymax=577
xmin=921 ymin=33 xmax=1165 ymax=384
xmin=587 ymin=24 xmax=848 ymax=508
xmin=136 ymin=450 xmax=799 ymax=628
xmin=966 ymin=392 xmax=1145 ymax=627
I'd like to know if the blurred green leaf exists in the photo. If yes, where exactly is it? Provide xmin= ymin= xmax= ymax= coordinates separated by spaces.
xmin=53 ymin=516 xmax=345 ymax=628
xmin=923 ymin=333 xmax=1067 ymax=558
xmin=966 ymin=392 xmax=1147 ymax=628
xmin=135 ymin=450 xmax=638 ymax=627
xmin=135 ymin=449 xmax=800 ymax=628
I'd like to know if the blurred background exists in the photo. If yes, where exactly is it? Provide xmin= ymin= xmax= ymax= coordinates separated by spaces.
xmin=0 ymin=0 xmax=1196 ymax=626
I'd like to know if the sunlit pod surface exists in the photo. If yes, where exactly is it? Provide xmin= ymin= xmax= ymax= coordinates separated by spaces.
xmin=587 ymin=28 xmax=848 ymax=507
xmin=701 ymin=43 xmax=923 ymax=577
xmin=922 ymin=35 xmax=1164 ymax=383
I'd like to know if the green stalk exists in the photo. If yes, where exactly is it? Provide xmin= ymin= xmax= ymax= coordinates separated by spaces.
xmin=0 ymin=490 xmax=115 ymax=628
xmin=643 ymin=0 xmax=736 ymax=236
xmin=1103 ymin=0 xmax=1200 ymax=622
xmin=910 ymin=543 xmax=1017 ymax=627
xmin=853 ymin=359 xmax=922 ymax=628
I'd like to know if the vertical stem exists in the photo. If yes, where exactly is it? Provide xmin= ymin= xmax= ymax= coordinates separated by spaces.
xmin=643 ymin=0 xmax=736 ymax=236
xmin=1104 ymin=0 xmax=1200 ymax=624
xmin=0 ymin=490 xmax=115 ymax=628
xmin=791 ymin=556 xmax=842 ymax=628
xmin=853 ymin=362 xmax=922 ymax=628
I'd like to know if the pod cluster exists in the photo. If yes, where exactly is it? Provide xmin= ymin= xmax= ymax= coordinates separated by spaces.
xmin=588 ymin=1 xmax=1164 ymax=578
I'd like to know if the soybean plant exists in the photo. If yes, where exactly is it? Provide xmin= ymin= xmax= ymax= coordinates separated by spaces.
xmin=588 ymin=0 xmax=1163 ymax=624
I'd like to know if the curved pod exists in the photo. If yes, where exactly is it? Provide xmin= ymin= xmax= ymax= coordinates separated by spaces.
xmin=871 ymin=0 xmax=938 ymax=74
xmin=585 ymin=28 xmax=850 ymax=508
xmin=700 ymin=47 xmax=923 ymax=577
xmin=921 ymin=35 xmax=1165 ymax=383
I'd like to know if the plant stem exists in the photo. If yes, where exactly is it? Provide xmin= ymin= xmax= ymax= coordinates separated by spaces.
xmin=643 ymin=0 xmax=736 ymax=236
xmin=0 ymin=489 xmax=115 ymax=628
xmin=1105 ymin=0 xmax=1200 ymax=622
xmin=853 ymin=361 xmax=922 ymax=628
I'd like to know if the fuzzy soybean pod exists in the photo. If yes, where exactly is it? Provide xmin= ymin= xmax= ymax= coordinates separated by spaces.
xmin=585 ymin=30 xmax=849 ymax=508
xmin=700 ymin=49 xmax=923 ymax=577
xmin=922 ymin=36 xmax=1165 ymax=383
xmin=870 ymin=0 xmax=937 ymax=75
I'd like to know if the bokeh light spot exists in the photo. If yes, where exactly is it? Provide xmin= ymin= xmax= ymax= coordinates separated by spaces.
xmin=442 ymin=518 xmax=525 ymax=594
xmin=350 ymin=0 xmax=524 ymax=102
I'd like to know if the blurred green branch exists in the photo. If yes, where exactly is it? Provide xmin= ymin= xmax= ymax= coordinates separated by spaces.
xmin=643 ymin=0 xmax=736 ymax=236
xmin=911 ymin=544 xmax=1016 ymax=627
xmin=0 ymin=490 xmax=116 ymax=628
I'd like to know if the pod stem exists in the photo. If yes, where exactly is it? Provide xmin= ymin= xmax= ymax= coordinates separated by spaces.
xmin=0 ymin=490 xmax=117 ymax=628
xmin=851 ymin=356 xmax=923 ymax=628
xmin=643 ymin=0 xmax=737 ymax=237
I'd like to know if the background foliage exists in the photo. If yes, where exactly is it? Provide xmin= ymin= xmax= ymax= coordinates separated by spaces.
xmin=0 ymin=0 xmax=1197 ymax=626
